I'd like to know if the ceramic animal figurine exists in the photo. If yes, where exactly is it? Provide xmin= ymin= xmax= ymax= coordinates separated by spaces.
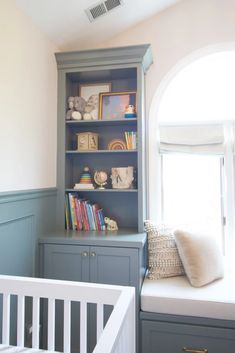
xmin=104 ymin=217 xmax=118 ymax=231
xmin=125 ymin=104 xmax=137 ymax=118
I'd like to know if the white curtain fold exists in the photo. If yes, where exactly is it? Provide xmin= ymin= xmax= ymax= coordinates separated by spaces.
xmin=159 ymin=125 xmax=225 ymax=155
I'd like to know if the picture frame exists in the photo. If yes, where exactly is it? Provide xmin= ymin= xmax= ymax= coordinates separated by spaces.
xmin=99 ymin=91 xmax=137 ymax=120
xmin=79 ymin=82 xmax=111 ymax=101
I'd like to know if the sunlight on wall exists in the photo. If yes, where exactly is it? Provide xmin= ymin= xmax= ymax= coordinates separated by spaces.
xmin=159 ymin=52 xmax=235 ymax=123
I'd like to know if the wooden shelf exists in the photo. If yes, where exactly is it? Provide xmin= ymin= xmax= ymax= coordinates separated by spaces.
xmin=66 ymin=118 xmax=137 ymax=127
xmin=66 ymin=188 xmax=138 ymax=193
xmin=66 ymin=149 xmax=137 ymax=154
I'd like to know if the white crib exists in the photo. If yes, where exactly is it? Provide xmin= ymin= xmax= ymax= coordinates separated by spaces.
xmin=0 ymin=275 xmax=135 ymax=353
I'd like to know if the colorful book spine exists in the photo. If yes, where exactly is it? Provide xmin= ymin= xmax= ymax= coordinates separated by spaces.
xmin=65 ymin=193 xmax=107 ymax=232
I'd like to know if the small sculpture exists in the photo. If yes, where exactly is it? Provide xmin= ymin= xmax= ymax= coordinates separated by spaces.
xmin=66 ymin=96 xmax=75 ymax=120
xmin=125 ymin=104 xmax=137 ymax=118
xmin=107 ymin=139 xmax=126 ymax=150
xmin=83 ymin=94 xmax=99 ymax=120
xmin=104 ymin=217 xmax=118 ymax=231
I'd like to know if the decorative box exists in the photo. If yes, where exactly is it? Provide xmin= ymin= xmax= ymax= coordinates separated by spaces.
xmin=76 ymin=132 xmax=98 ymax=151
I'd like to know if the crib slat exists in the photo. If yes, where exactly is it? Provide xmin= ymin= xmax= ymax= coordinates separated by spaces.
xmin=80 ymin=301 xmax=87 ymax=353
xmin=47 ymin=298 xmax=55 ymax=351
xmin=2 ymin=294 xmax=10 ymax=345
xmin=63 ymin=300 xmax=71 ymax=353
xmin=17 ymin=295 xmax=25 ymax=346
xmin=32 ymin=297 xmax=40 ymax=349
xmin=96 ymin=303 xmax=104 ymax=341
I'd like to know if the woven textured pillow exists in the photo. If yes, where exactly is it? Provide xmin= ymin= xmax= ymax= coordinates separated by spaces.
xmin=144 ymin=221 xmax=185 ymax=280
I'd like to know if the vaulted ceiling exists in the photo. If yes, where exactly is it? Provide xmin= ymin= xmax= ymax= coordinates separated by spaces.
xmin=16 ymin=0 xmax=181 ymax=50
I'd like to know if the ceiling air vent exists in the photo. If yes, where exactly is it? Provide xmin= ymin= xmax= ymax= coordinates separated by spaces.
xmin=85 ymin=0 xmax=124 ymax=22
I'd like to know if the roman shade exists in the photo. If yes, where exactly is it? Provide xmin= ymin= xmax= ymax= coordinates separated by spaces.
xmin=159 ymin=124 xmax=225 ymax=155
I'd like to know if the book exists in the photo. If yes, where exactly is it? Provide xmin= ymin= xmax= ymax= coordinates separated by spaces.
xmin=74 ymin=183 xmax=94 ymax=190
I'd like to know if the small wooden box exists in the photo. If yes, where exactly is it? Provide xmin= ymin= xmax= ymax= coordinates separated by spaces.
xmin=76 ymin=132 xmax=98 ymax=151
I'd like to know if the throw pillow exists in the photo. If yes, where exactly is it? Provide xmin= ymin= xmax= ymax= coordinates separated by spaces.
xmin=144 ymin=220 xmax=185 ymax=280
xmin=174 ymin=229 xmax=224 ymax=287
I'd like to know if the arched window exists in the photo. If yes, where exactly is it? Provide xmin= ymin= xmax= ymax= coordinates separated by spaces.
xmin=156 ymin=51 xmax=235 ymax=269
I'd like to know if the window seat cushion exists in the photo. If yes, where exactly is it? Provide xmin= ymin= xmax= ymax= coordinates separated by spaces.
xmin=141 ymin=274 xmax=235 ymax=320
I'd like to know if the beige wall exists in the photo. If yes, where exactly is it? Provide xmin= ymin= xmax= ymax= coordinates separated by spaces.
xmin=0 ymin=0 xmax=58 ymax=192
xmin=99 ymin=0 xmax=235 ymax=111
xmin=97 ymin=0 xmax=235 ymax=218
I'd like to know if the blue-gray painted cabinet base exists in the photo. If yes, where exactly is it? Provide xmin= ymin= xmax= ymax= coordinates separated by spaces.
xmin=140 ymin=312 xmax=235 ymax=353
xmin=39 ymin=231 xmax=147 ymax=353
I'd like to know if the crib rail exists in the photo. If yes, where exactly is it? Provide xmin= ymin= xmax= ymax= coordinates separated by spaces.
xmin=0 ymin=275 xmax=135 ymax=353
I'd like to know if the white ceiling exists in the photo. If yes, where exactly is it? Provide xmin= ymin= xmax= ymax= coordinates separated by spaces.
xmin=15 ymin=0 xmax=181 ymax=50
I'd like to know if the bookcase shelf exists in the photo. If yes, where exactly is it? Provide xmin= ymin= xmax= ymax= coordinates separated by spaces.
xmin=56 ymin=45 xmax=152 ymax=233
xmin=66 ymin=118 xmax=137 ymax=127
xmin=66 ymin=150 xmax=137 ymax=154
xmin=66 ymin=188 xmax=138 ymax=193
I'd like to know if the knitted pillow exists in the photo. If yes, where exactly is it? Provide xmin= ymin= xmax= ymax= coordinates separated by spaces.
xmin=144 ymin=221 xmax=185 ymax=280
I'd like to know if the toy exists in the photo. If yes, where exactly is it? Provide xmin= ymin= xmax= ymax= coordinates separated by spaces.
xmin=125 ymin=104 xmax=137 ymax=118
xmin=104 ymin=217 xmax=118 ymax=231
xmin=74 ymin=166 xmax=94 ymax=190
xmin=66 ymin=96 xmax=86 ymax=120
xmin=83 ymin=94 xmax=99 ymax=120
xmin=76 ymin=132 xmax=98 ymax=151
xmin=71 ymin=111 xmax=82 ymax=120
xmin=66 ymin=96 xmax=75 ymax=120
xmin=74 ymin=96 xmax=86 ymax=114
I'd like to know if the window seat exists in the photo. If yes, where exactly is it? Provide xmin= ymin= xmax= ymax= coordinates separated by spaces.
xmin=141 ymin=274 xmax=235 ymax=320
xmin=140 ymin=274 xmax=235 ymax=353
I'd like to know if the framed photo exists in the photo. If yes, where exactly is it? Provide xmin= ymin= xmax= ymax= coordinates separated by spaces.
xmin=99 ymin=91 xmax=137 ymax=120
xmin=79 ymin=82 xmax=111 ymax=101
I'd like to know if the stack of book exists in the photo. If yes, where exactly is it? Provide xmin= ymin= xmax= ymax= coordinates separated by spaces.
xmin=73 ymin=183 xmax=94 ymax=190
xmin=65 ymin=193 xmax=106 ymax=231
xmin=124 ymin=131 xmax=137 ymax=150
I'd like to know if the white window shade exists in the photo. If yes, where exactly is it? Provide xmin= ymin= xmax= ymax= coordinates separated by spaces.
xmin=159 ymin=125 xmax=225 ymax=155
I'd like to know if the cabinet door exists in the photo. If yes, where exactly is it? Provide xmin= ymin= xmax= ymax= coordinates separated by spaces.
xmin=89 ymin=246 xmax=138 ymax=286
xmin=89 ymin=246 xmax=139 ymax=352
xmin=43 ymin=244 xmax=89 ymax=281
xmin=42 ymin=244 xmax=90 ymax=353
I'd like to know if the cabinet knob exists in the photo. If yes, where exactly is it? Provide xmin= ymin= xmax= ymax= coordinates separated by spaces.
xmin=90 ymin=252 xmax=96 ymax=257
xmin=82 ymin=251 xmax=88 ymax=257
xmin=182 ymin=348 xmax=208 ymax=353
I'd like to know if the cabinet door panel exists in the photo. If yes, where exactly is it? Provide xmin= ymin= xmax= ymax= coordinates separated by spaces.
xmin=89 ymin=246 xmax=138 ymax=286
xmin=89 ymin=246 xmax=138 ymax=352
xmin=43 ymin=244 xmax=89 ymax=281
xmin=42 ymin=244 xmax=89 ymax=353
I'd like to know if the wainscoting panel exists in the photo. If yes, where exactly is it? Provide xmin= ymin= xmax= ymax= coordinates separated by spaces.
xmin=0 ymin=188 xmax=57 ymax=277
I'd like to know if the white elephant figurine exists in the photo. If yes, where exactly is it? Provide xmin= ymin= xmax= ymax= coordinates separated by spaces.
xmin=104 ymin=217 xmax=118 ymax=231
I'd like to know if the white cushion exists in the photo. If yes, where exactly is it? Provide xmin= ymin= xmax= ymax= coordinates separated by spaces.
xmin=174 ymin=229 xmax=224 ymax=287
xmin=141 ymin=274 xmax=235 ymax=320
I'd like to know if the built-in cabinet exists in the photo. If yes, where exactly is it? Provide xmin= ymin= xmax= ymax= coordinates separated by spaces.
xmin=55 ymin=45 xmax=152 ymax=232
xmin=39 ymin=45 xmax=152 ymax=353
xmin=39 ymin=232 xmax=147 ymax=353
